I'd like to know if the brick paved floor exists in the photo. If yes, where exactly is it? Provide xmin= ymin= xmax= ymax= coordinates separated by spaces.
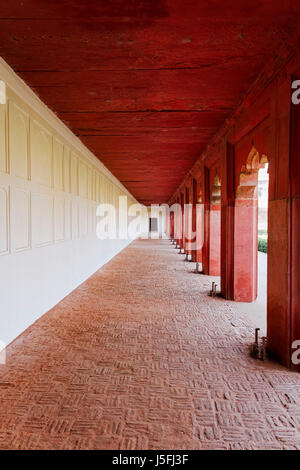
xmin=0 ymin=238 xmax=300 ymax=450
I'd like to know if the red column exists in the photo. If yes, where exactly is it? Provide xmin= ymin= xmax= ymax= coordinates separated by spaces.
xmin=267 ymin=75 xmax=300 ymax=370
xmin=209 ymin=202 xmax=221 ymax=276
xmin=191 ymin=177 xmax=204 ymax=265
xmin=233 ymin=179 xmax=258 ymax=301
xmin=184 ymin=186 xmax=192 ymax=256
xmin=221 ymin=142 xmax=235 ymax=299
xmin=221 ymin=144 xmax=259 ymax=302
xmin=203 ymin=168 xmax=221 ymax=276
xmin=174 ymin=197 xmax=181 ymax=247
xmin=180 ymin=192 xmax=184 ymax=251
xmin=195 ymin=199 xmax=204 ymax=264
xmin=191 ymin=178 xmax=198 ymax=262
xmin=170 ymin=209 xmax=174 ymax=239
xmin=202 ymin=167 xmax=210 ymax=273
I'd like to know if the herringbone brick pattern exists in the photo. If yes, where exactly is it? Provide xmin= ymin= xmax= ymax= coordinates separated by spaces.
xmin=0 ymin=238 xmax=300 ymax=449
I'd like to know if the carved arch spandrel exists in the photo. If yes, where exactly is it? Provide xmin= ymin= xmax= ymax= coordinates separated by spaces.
xmin=211 ymin=173 xmax=221 ymax=205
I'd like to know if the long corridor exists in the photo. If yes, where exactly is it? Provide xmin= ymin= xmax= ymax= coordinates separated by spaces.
xmin=0 ymin=239 xmax=300 ymax=450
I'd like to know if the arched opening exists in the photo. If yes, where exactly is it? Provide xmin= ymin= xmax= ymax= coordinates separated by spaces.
xmin=233 ymin=146 xmax=269 ymax=331
xmin=257 ymin=162 xmax=269 ymax=333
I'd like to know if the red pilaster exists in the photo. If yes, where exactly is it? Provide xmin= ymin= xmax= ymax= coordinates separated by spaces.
xmin=221 ymin=143 xmax=235 ymax=299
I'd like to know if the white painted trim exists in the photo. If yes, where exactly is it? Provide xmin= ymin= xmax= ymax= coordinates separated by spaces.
xmin=0 ymin=57 xmax=137 ymax=202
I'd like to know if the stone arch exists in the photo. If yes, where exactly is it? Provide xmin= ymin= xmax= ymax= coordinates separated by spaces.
xmin=241 ymin=146 xmax=268 ymax=172
xmin=237 ymin=146 xmax=268 ymax=201
xmin=211 ymin=173 xmax=221 ymax=204
xmin=197 ymin=183 xmax=203 ymax=203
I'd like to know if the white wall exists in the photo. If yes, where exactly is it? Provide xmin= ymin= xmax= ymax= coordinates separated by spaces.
xmin=0 ymin=59 xmax=145 ymax=348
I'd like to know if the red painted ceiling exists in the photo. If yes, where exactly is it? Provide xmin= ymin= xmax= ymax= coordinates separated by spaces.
xmin=0 ymin=1 xmax=299 ymax=204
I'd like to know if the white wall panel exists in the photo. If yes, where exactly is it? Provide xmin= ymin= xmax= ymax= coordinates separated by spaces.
xmin=54 ymin=196 xmax=65 ymax=242
xmin=0 ymin=185 xmax=9 ymax=255
xmin=53 ymin=138 xmax=64 ymax=191
xmin=0 ymin=103 xmax=7 ymax=173
xmin=79 ymin=160 xmax=88 ymax=199
xmin=64 ymin=199 xmax=72 ymax=240
xmin=32 ymin=192 xmax=53 ymax=247
xmin=87 ymin=167 xmax=92 ymax=201
xmin=11 ymin=187 xmax=30 ymax=252
xmin=30 ymin=120 xmax=52 ymax=187
xmin=63 ymin=147 xmax=70 ymax=193
xmin=9 ymin=101 xmax=29 ymax=179
xmin=79 ymin=201 xmax=88 ymax=236
xmin=71 ymin=200 xmax=79 ymax=239
xmin=70 ymin=152 xmax=78 ymax=195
